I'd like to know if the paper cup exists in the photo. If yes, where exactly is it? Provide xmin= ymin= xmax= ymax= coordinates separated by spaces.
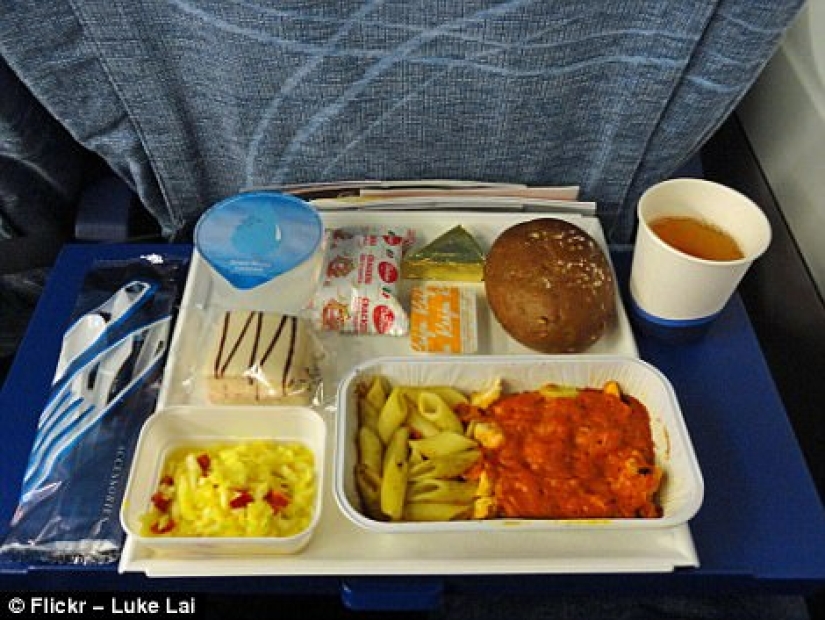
xmin=194 ymin=192 xmax=324 ymax=314
xmin=629 ymin=179 xmax=771 ymax=341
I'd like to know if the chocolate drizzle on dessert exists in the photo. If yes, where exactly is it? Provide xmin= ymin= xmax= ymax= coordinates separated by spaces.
xmin=213 ymin=311 xmax=299 ymax=399
xmin=215 ymin=310 xmax=255 ymax=378
xmin=259 ymin=314 xmax=293 ymax=394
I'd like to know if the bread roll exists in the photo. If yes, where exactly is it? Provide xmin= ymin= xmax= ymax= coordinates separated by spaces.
xmin=484 ymin=218 xmax=616 ymax=352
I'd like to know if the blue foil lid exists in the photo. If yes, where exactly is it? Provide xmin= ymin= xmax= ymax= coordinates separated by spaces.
xmin=194 ymin=192 xmax=323 ymax=290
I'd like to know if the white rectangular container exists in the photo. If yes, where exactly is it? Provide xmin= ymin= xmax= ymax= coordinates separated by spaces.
xmin=121 ymin=405 xmax=326 ymax=556
xmin=334 ymin=355 xmax=703 ymax=532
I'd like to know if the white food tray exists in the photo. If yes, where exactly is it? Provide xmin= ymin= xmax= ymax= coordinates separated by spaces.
xmin=121 ymin=413 xmax=698 ymax=576
xmin=156 ymin=211 xmax=636 ymax=408
xmin=120 ymin=211 xmax=699 ymax=576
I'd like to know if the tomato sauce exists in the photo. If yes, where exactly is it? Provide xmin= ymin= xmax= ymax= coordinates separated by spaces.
xmin=480 ymin=389 xmax=662 ymax=519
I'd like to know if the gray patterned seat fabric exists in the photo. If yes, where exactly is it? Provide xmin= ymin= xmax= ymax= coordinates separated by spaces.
xmin=0 ymin=1 xmax=804 ymax=245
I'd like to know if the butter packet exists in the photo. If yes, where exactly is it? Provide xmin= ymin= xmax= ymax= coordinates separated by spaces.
xmin=410 ymin=285 xmax=478 ymax=354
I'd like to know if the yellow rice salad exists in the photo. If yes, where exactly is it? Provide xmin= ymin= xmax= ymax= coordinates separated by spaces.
xmin=140 ymin=440 xmax=316 ymax=537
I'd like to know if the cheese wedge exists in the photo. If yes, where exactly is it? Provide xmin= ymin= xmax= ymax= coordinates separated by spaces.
xmin=402 ymin=225 xmax=485 ymax=281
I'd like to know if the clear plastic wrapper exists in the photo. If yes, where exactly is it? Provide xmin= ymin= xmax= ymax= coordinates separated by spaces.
xmin=0 ymin=254 xmax=188 ymax=565
xmin=199 ymin=306 xmax=325 ymax=406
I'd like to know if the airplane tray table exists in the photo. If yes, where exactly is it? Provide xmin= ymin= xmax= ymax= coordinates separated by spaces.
xmin=2 ymin=241 xmax=825 ymax=610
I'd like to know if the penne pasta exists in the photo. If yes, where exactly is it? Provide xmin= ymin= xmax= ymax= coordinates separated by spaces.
xmin=380 ymin=426 xmax=410 ymax=521
xmin=402 ymin=502 xmax=472 ymax=522
xmin=408 ymin=443 xmax=425 ymax=468
xmin=358 ymin=399 xmax=382 ymax=434
xmin=355 ymin=463 xmax=383 ymax=520
xmin=357 ymin=425 xmax=384 ymax=475
xmin=407 ymin=479 xmax=479 ymax=504
xmin=401 ymin=386 xmax=469 ymax=409
xmin=409 ymin=431 xmax=478 ymax=459
xmin=357 ymin=375 xmax=389 ymax=432
xmin=377 ymin=387 xmax=410 ymax=445
xmin=416 ymin=392 xmax=464 ymax=434
xmin=406 ymin=408 xmax=441 ymax=439
xmin=408 ymin=449 xmax=480 ymax=481
xmin=364 ymin=375 xmax=390 ymax=410
xmin=538 ymin=383 xmax=579 ymax=399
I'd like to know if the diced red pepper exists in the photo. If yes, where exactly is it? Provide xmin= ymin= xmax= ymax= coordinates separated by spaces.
xmin=160 ymin=475 xmax=174 ymax=487
xmin=150 ymin=518 xmax=176 ymax=534
xmin=196 ymin=453 xmax=211 ymax=476
xmin=265 ymin=490 xmax=290 ymax=514
xmin=229 ymin=490 xmax=254 ymax=509
xmin=151 ymin=491 xmax=172 ymax=512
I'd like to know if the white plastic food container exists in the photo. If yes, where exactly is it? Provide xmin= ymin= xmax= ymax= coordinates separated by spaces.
xmin=121 ymin=405 xmax=326 ymax=556
xmin=334 ymin=355 xmax=703 ymax=532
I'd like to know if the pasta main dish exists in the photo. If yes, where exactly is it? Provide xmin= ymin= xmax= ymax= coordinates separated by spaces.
xmin=354 ymin=376 xmax=663 ymax=522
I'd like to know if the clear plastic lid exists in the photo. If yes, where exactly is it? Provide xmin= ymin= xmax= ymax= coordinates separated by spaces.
xmin=194 ymin=192 xmax=323 ymax=290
